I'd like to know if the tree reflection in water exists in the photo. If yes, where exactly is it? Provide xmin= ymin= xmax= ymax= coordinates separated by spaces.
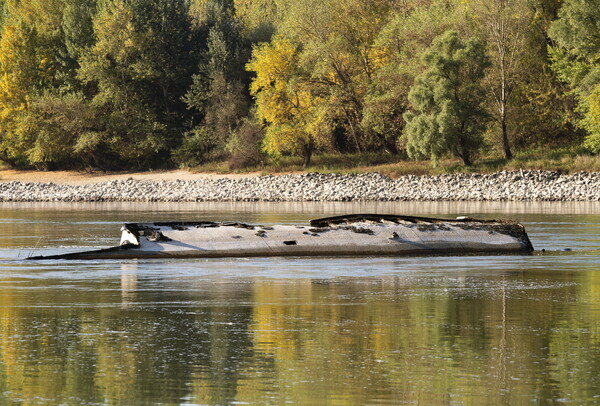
xmin=0 ymin=266 xmax=599 ymax=404
xmin=1 ymin=201 xmax=600 ymax=404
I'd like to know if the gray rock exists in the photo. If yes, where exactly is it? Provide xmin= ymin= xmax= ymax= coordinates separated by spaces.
xmin=2 ymin=170 xmax=600 ymax=202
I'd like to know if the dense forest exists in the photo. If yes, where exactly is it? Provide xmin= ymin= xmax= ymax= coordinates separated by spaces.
xmin=0 ymin=0 xmax=597 ymax=170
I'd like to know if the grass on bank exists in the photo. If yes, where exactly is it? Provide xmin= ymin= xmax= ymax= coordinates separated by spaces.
xmin=191 ymin=146 xmax=600 ymax=178
xmin=2 ymin=146 xmax=599 ymax=178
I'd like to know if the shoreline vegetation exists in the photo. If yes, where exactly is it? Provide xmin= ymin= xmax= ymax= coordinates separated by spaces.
xmin=0 ymin=0 xmax=598 ymax=174
xmin=2 ymin=147 xmax=600 ymax=185
xmin=3 ymin=145 xmax=600 ymax=203
xmin=190 ymin=147 xmax=600 ymax=178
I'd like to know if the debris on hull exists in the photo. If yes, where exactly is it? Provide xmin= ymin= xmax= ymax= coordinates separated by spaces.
xmin=28 ymin=214 xmax=534 ymax=260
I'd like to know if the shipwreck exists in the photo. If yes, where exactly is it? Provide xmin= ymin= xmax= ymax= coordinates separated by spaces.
xmin=27 ymin=214 xmax=534 ymax=260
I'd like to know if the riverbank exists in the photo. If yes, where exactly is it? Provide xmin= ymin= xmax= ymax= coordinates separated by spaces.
xmin=1 ymin=170 xmax=599 ymax=202
xmin=0 ymin=168 xmax=261 ymax=184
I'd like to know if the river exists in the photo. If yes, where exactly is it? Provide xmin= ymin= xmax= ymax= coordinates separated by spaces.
xmin=1 ymin=201 xmax=600 ymax=405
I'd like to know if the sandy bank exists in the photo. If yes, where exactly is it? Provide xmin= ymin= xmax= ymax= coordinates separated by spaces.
xmin=0 ymin=169 xmax=261 ymax=185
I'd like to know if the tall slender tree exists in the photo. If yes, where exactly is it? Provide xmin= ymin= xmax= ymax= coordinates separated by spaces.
xmin=128 ymin=0 xmax=196 ymax=124
xmin=470 ymin=0 xmax=530 ymax=160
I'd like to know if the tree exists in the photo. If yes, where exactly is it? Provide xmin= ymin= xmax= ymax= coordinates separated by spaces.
xmin=468 ymin=0 xmax=531 ymax=160
xmin=181 ymin=0 xmax=252 ymax=165
xmin=233 ymin=0 xmax=279 ymax=42
xmin=548 ymin=0 xmax=600 ymax=152
xmin=0 ymin=0 xmax=7 ymax=33
xmin=62 ymin=0 xmax=97 ymax=71
xmin=128 ymin=0 xmax=196 ymax=126
xmin=77 ymin=0 xmax=168 ymax=168
xmin=403 ymin=30 xmax=490 ymax=166
xmin=0 ymin=0 xmax=70 ymax=166
xmin=247 ymin=36 xmax=331 ymax=167
xmin=226 ymin=115 xmax=265 ymax=169
xmin=78 ymin=0 xmax=199 ymax=169
xmin=0 ymin=18 xmax=39 ymax=164
xmin=367 ymin=0 xmax=461 ymax=155
xmin=176 ymin=72 xmax=248 ymax=166
xmin=276 ymin=0 xmax=398 ymax=153
xmin=505 ymin=0 xmax=581 ymax=149
xmin=14 ymin=92 xmax=102 ymax=170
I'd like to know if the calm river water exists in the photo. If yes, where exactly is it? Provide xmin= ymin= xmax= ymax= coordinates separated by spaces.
xmin=1 ymin=201 xmax=600 ymax=405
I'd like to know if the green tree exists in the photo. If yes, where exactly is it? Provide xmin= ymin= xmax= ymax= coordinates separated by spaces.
xmin=62 ymin=0 xmax=97 ymax=68
xmin=548 ymin=0 xmax=600 ymax=152
xmin=367 ymin=0 xmax=460 ymax=155
xmin=403 ymin=30 xmax=490 ymax=166
xmin=14 ymin=92 xmax=102 ymax=170
xmin=226 ymin=115 xmax=265 ymax=169
xmin=180 ymin=0 xmax=252 ymax=166
xmin=176 ymin=72 xmax=248 ymax=166
xmin=77 ymin=0 xmax=167 ymax=168
xmin=78 ymin=0 xmax=198 ymax=169
xmin=128 ymin=0 xmax=196 ymax=125
xmin=506 ymin=0 xmax=580 ymax=149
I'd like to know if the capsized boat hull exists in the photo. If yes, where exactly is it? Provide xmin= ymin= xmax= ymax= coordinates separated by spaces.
xmin=28 ymin=214 xmax=534 ymax=260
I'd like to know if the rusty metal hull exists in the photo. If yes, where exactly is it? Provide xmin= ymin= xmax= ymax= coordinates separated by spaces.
xmin=28 ymin=214 xmax=534 ymax=260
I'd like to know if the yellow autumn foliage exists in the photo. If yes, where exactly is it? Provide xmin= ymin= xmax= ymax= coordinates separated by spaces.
xmin=0 ymin=23 xmax=35 ymax=110
xmin=0 ymin=21 xmax=38 ymax=160
xmin=0 ymin=0 xmax=67 ymax=163
xmin=583 ymin=84 xmax=600 ymax=152
xmin=247 ymin=36 xmax=331 ymax=165
xmin=588 ymin=85 xmax=600 ymax=130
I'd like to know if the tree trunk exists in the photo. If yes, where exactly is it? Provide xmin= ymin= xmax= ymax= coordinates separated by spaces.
xmin=373 ymin=130 xmax=399 ymax=154
xmin=501 ymin=109 xmax=512 ymax=159
xmin=462 ymin=154 xmax=472 ymax=166
xmin=458 ymin=122 xmax=473 ymax=166
xmin=382 ymin=136 xmax=399 ymax=155
xmin=345 ymin=110 xmax=363 ymax=153
xmin=302 ymin=141 xmax=313 ymax=168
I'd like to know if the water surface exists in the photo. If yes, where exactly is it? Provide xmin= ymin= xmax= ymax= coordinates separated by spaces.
xmin=1 ymin=201 xmax=600 ymax=405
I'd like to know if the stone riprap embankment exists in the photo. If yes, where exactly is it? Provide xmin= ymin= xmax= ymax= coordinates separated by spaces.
xmin=1 ymin=171 xmax=599 ymax=202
